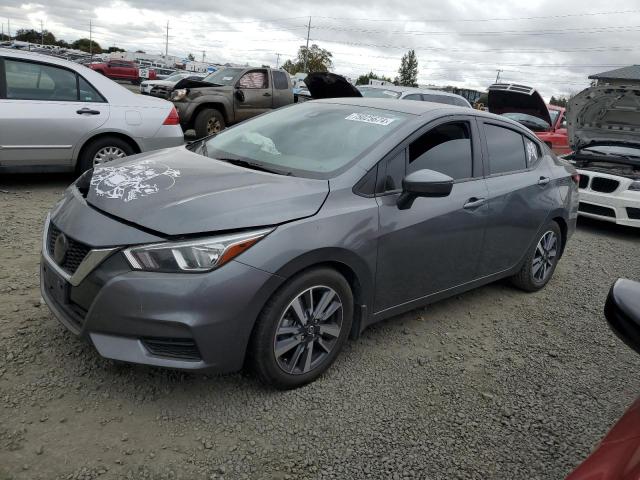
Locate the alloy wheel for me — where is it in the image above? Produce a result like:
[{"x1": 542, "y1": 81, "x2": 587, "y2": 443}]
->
[
  {"x1": 273, "y1": 286, "x2": 343, "y2": 375},
  {"x1": 532, "y1": 230, "x2": 558, "y2": 282},
  {"x1": 93, "y1": 146, "x2": 127, "y2": 166},
  {"x1": 207, "y1": 117, "x2": 222, "y2": 135}
]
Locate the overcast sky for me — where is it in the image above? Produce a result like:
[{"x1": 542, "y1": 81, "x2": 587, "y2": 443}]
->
[{"x1": 1, "y1": 0, "x2": 639, "y2": 98}]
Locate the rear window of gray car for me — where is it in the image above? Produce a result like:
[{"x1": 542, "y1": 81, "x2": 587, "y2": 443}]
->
[
  {"x1": 203, "y1": 103, "x2": 411, "y2": 178},
  {"x1": 485, "y1": 124, "x2": 528, "y2": 174},
  {"x1": 358, "y1": 87, "x2": 402, "y2": 99}
]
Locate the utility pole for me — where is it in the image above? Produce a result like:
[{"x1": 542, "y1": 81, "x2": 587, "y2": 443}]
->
[
  {"x1": 495, "y1": 69, "x2": 503, "y2": 83},
  {"x1": 7, "y1": 19, "x2": 10, "y2": 40},
  {"x1": 40, "y1": 19, "x2": 44, "y2": 45},
  {"x1": 302, "y1": 16, "x2": 311, "y2": 73},
  {"x1": 89, "y1": 19, "x2": 93, "y2": 61},
  {"x1": 165, "y1": 21, "x2": 169, "y2": 59},
  {"x1": 201, "y1": 50, "x2": 205, "y2": 63},
  {"x1": 275, "y1": 53, "x2": 281, "y2": 68}
]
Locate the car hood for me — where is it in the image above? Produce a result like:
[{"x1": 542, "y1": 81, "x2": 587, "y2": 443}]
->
[
  {"x1": 304, "y1": 72, "x2": 362, "y2": 99},
  {"x1": 173, "y1": 77, "x2": 222, "y2": 90},
  {"x1": 487, "y1": 83, "x2": 552, "y2": 126},
  {"x1": 567, "y1": 85, "x2": 640, "y2": 150},
  {"x1": 85, "y1": 148, "x2": 329, "y2": 236},
  {"x1": 143, "y1": 79, "x2": 176, "y2": 87}
]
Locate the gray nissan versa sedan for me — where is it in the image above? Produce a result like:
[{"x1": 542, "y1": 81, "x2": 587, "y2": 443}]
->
[{"x1": 41, "y1": 98, "x2": 579, "y2": 388}]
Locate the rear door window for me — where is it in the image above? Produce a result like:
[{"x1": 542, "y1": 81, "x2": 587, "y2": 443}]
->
[
  {"x1": 4, "y1": 59, "x2": 78, "y2": 101},
  {"x1": 273, "y1": 71, "x2": 289, "y2": 90},
  {"x1": 407, "y1": 122, "x2": 473, "y2": 180},
  {"x1": 403, "y1": 94, "x2": 422, "y2": 101},
  {"x1": 485, "y1": 124, "x2": 527, "y2": 174}
]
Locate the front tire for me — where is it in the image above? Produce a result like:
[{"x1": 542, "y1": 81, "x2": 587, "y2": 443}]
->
[
  {"x1": 77, "y1": 136, "x2": 135, "y2": 173},
  {"x1": 194, "y1": 108, "x2": 225, "y2": 138},
  {"x1": 249, "y1": 268, "x2": 353, "y2": 389},
  {"x1": 511, "y1": 221, "x2": 562, "y2": 292}
]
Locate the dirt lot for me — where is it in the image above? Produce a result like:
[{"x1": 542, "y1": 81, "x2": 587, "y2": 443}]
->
[{"x1": 1, "y1": 173, "x2": 639, "y2": 480}]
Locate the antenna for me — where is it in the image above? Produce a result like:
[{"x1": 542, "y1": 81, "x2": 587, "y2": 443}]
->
[
  {"x1": 303, "y1": 16, "x2": 311, "y2": 73},
  {"x1": 276, "y1": 53, "x2": 281, "y2": 68},
  {"x1": 41, "y1": 19, "x2": 44, "y2": 45},
  {"x1": 165, "y1": 21, "x2": 169, "y2": 59},
  {"x1": 495, "y1": 69, "x2": 503, "y2": 83}
]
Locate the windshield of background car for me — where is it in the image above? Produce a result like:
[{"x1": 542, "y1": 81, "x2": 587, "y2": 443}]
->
[
  {"x1": 548, "y1": 109, "x2": 560, "y2": 126},
  {"x1": 203, "y1": 68, "x2": 244, "y2": 85},
  {"x1": 502, "y1": 112, "x2": 550, "y2": 131},
  {"x1": 165, "y1": 73, "x2": 187, "y2": 82},
  {"x1": 202, "y1": 103, "x2": 411, "y2": 178},
  {"x1": 357, "y1": 87, "x2": 402, "y2": 99}
]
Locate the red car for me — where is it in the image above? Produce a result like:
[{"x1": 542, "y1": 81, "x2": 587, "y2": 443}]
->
[
  {"x1": 89, "y1": 59, "x2": 156, "y2": 85},
  {"x1": 488, "y1": 84, "x2": 570, "y2": 155},
  {"x1": 566, "y1": 279, "x2": 640, "y2": 480}
]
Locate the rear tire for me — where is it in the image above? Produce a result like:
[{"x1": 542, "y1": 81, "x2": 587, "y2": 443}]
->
[
  {"x1": 77, "y1": 136, "x2": 135, "y2": 174},
  {"x1": 511, "y1": 221, "x2": 562, "y2": 292},
  {"x1": 194, "y1": 108, "x2": 225, "y2": 138},
  {"x1": 248, "y1": 268, "x2": 353, "y2": 389}
]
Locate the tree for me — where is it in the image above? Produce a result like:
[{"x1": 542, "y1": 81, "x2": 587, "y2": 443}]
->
[
  {"x1": 107, "y1": 46, "x2": 125, "y2": 53},
  {"x1": 56, "y1": 39, "x2": 70, "y2": 48},
  {"x1": 0, "y1": 33, "x2": 10, "y2": 41},
  {"x1": 355, "y1": 71, "x2": 393, "y2": 85},
  {"x1": 397, "y1": 49, "x2": 418, "y2": 87},
  {"x1": 72, "y1": 38, "x2": 102, "y2": 53},
  {"x1": 135, "y1": 49, "x2": 146, "y2": 54},
  {"x1": 550, "y1": 96, "x2": 568, "y2": 108},
  {"x1": 281, "y1": 44, "x2": 333, "y2": 74},
  {"x1": 15, "y1": 28, "x2": 56, "y2": 45},
  {"x1": 187, "y1": 53, "x2": 195, "y2": 61}
]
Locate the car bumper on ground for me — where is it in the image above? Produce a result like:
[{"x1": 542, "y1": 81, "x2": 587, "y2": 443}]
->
[
  {"x1": 40, "y1": 216, "x2": 281, "y2": 373},
  {"x1": 577, "y1": 171, "x2": 640, "y2": 228}
]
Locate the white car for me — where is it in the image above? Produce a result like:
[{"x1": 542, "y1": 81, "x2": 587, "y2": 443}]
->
[
  {"x1": 565, "y1": 85, "x2": 640, "y2": 227},
  {"x1": 0, "y1": 48, "x2": 184, "y2": 174},
  {"x1": 140, "y1": 72, "x2": 206, "y2": 97}
]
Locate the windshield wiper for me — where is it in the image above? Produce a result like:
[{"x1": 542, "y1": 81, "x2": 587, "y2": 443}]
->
[{"x1": 217, "y1": 158, "x2": 292, "y2": 176}]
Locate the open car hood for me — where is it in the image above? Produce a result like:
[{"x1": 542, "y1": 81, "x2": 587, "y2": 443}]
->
[
  {"x1": 84, "y1": 148, "x2": 329, "y2": 236},
  {"x1": 173, "y1": 77, "x2": 218, "y2": 89},
  {"x1": 304, "y1": 72, "x2": 362, "y2": 99},
  {"x1": 488, "y1": 83, "x2": 552, "y2": 126},
  {"x1": 567, "y1": 85, "x2": 640, "y2": 150}
]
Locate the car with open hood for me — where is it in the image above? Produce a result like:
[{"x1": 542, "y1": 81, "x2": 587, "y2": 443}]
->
[
  {"x1": 357, "y1": 84, "x2": 472, "y2": 108},
  {"x1": 40, "y1": 98, "x2": 578, "y2": 389},
  {"x1": 563, "y1": 85, "x2": 640, "y2": 228},
  {"x1": 140, "y1": 72, "x2": 206, "y2": 97},
  {"x1": 488, "y1": 83, "x2": 570, "y2": 154}
]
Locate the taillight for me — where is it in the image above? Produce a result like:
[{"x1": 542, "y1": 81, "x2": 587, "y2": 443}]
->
[
  {"x1": 571, "y1": 174, "x2": 580, "y2": 185},
  {"x1": 163, "y1": 107, "x2": 179, "y2": 125}
]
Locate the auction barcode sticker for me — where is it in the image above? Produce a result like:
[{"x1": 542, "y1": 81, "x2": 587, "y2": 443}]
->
[{"x1": 345, "y1": 113, "x2": 397, "y2": 126}]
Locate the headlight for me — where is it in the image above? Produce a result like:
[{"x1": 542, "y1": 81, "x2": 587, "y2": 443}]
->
[
  {"x1": 171, "y1": 88, "x2": 188, "y2": 101},
  {"x1": 123, "y1": 228, "x2": 272, "y2": 273},
  {"x1": 628, "y1": 181, "x2": 640, "y2": 191}
]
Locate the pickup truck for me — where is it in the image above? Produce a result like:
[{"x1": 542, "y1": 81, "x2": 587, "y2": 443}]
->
[
  {"x1": 170, "y1": 67, "x2": 294, "y2": 138},
  {"x1": 89, "y1": 60, "x2": 157, "y2": 85}
]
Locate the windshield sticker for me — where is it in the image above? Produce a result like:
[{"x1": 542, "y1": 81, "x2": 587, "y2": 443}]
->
[
  {"x1": 222, "y1": 76, "x2": 233, "y2": 81},
  {"x1": 345, "y1": 113, "x2": 397, "y2": 126},
  {"x1": 91, "y1": 159, "x2": 181, "y2": 202}
]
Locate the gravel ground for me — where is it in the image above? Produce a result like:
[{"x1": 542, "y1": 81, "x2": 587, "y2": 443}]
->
[{"x1": 1, "y1": 173, "x2": 639, "y2": 480}]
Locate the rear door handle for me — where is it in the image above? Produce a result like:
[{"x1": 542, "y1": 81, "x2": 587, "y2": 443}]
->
[
  {"x1": 538, "y1": 176, "x2": 550, "y2": 186},
  {"x1": 263, "y1": 92, "x2": 272, "y2": 97},
  {"x1": 463, "y1": 197, "x2": 486, "y2": 210},
  {"x1": 76, "y1": 108, "x2": 101, "y2": 115}
]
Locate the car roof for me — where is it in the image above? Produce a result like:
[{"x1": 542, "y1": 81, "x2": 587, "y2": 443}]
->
[{"x1": 357, "y1": 84, "x2": 464, "y2": 98}]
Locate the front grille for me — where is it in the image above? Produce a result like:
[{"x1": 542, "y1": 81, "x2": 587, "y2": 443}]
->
[
  {"x1": 141, "y1": 338, "x2": 201, "y2": 361},
  {"x1": 578, "y1": 174, "x2": 589, "y2": 189},
  {"x1": 627, "y1": 207, "x2": 640, "y2": 220},
  {"x1": 579, "y1": 202, "x2": 616, "y2": 218},
  {"x1": 47, "y1": 223, "x2": 91, "y2": 275},
  {"x1": 150, "y1": 85, "x2": 171, "y2": 99},
  {"x1": 591, "y1": 177, "x2": 620, "y2": 193}
]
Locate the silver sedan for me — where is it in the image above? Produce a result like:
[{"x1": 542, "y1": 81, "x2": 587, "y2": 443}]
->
[{"x1": 0, "y1": 49, "x2": 184, "y2": 174}]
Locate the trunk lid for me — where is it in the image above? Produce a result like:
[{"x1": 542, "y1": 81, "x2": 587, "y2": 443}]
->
[{"x1": 85, "y1": 148, "x2": 329, "y2": 236}]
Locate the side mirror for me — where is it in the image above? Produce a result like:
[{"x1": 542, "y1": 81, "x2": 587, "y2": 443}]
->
[
  {"x1": 397, "y1": 169, "x2": 454, "y2": 210},
  {"x1": 605, "y1": 279, "x2": 640, "y2": 355},
  {"x1": 235, "y1": 89, "x2": 245, "y2": 102}
]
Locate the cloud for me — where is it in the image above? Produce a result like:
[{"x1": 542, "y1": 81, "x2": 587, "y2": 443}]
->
[{"x1": 1, "y1": 0, "x2": 638, "y2": 97}]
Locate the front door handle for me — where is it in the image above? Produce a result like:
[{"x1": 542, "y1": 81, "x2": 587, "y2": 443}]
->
[
  {"x1": 463, "y1": 197, "x2": 486, "y2": 210},
  {"x1": 538, "y1": 176, "x2": 550, "y2": 186},
  {"x1": 263, "y1": 92, "x2": 272, "y2": 97},
  {"x1": 76, "y1": 108, "x2": 101, "y2": 115}
]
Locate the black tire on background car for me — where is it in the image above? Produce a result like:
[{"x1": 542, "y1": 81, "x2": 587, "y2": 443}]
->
[
  {"x1": 194, "y1": 108, "x2": 226, "y2": 138},
  {"x1": 77, "y1": 136, "x2": 135, "y2": 173},
  {"x1": 511, "y1": 220, "x2": 563, "y2": 292},
  {"x1": 249, "y1": 268, "x2": 354, "y2": 389}
]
